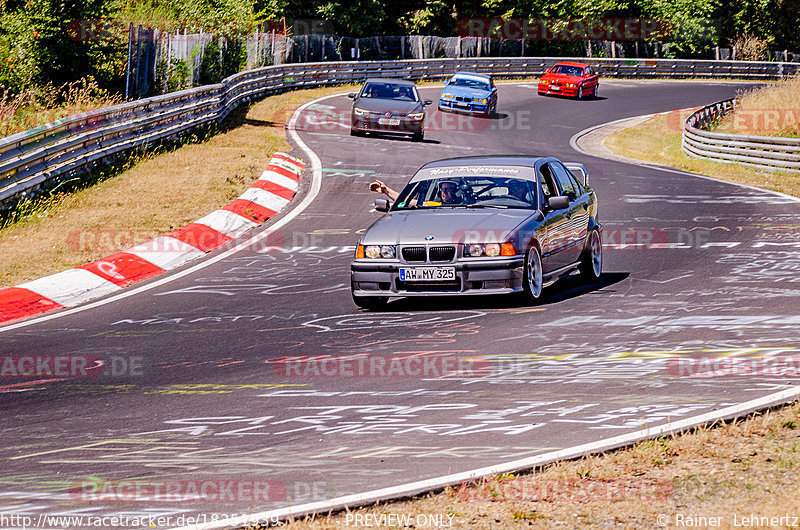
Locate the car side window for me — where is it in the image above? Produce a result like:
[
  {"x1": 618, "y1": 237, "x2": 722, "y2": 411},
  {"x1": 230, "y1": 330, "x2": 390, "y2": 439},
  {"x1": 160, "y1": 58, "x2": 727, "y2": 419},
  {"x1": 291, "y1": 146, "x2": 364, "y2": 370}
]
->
[
  {"x1": 549, "y1": 162, "x2": 577, "y2": 197},
  {"x1": 538, "y1": 164, "x2": 556, "y2": 204}
]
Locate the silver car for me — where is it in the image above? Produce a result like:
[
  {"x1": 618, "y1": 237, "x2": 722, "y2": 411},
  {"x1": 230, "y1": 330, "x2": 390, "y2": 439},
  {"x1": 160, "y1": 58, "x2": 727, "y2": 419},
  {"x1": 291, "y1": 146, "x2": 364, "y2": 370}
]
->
[{"x1": 351, "y1": 155, "x2": 602, "y2": 309}]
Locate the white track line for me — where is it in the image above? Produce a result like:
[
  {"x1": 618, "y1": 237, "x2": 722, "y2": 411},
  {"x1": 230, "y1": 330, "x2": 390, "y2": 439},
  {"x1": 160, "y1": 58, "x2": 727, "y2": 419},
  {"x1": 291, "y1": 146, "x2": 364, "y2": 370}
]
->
[
  {"x1": 0, "y1": 93, "x2": 334, "y2": 333},
  {"x1": 569, "y1": 113, "x2": 800, "y2": 204},
  {"x1": 173, "y1": 387, "x2": 800, "y2": 530}
]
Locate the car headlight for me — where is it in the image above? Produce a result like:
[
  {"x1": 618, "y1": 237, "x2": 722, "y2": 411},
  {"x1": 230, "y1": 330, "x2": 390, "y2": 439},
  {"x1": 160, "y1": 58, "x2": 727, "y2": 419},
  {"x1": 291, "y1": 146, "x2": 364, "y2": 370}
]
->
[
  {"x1": 473, "y1": 97, "x2": 488, "y2": 104},
  {"x1": 484, "y1": 243, "x2": 501, "y2": 257},
  {"x1": 565, "y1": 83, "x2": 576, "y2": 88},
  {"x1": 407, "y1": 112, "x2": 424, "y2": 120},
  {"x1": 441, "y1": 92, "x2": 454, "y2": 99},
  {"x1": 353, "y1": 107, "x2": 369, "y2": 116},
  {"x1": 539, "y1": 79, "x2": 549, "y2": 85},
  {"x1": 465, "y1": 244, "x2": 485, "y2": 257},
  {"x1": 360, "y1": 245, "x2": 395, "y2": 259}
]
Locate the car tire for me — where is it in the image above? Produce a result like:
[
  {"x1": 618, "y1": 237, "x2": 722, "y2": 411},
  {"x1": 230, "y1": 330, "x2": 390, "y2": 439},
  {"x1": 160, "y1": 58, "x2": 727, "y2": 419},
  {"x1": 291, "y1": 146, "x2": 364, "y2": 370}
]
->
[
  {"x1": 352, "y1": 293, "x2": 389, "y2": 310},
  {"x1": 577, "y1": 86, "x2": 584, "y2": 99},
  {"x1": 411, "y1": 132, "x2": 424, "y2": 142},
  {"x1": 592, "y1": 85, "x2": 598, "y2": 98},
  {"x1": 522, "y1": 244, "x2": 544, "y2": 303},
  {"x1": 579, "y1": 229, "x2": 602, "y2": 282},
  {"x1": 350, "y1": 129, "x2": 363, "y2": 136}
]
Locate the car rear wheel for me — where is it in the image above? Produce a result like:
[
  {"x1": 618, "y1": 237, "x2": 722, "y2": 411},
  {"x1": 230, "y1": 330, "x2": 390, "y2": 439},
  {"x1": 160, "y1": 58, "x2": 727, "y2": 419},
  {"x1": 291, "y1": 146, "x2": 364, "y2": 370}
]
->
[
  {"x1": 580, "y1": 230, "x2": 602, "y2": 282},
  {"x1": 352, "y1": 293, "x2": 389, "y2": 310},
  {"x1": 522, "y1": 245, "x2": 544, "y2": 303}
]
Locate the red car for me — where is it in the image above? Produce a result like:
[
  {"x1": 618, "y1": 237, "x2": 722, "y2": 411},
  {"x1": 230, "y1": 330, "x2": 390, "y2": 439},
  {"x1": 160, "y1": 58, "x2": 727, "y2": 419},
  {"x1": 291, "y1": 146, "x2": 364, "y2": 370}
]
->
[{"x1": 538, "y1": 62, "x2": 599, "y2": 99}]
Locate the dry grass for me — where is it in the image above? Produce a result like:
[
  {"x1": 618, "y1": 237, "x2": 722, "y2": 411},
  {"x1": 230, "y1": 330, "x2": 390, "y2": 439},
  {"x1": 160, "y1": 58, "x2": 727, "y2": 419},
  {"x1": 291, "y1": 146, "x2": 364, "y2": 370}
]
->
[
  {"x1": 715, "y1": 75, "x2": 800, "y2": 137},
  {"x1": 0, "y1": 77, "x2": 122, "y2": 137},
  {"x1": 259, "y1": 402, "x2": 800, "y2": 529},
  {"x1": 603, "y1": 111, "x2": 800, "y2": 198},
  {"x1": 0, "y1": 84, "x2": 359, "y2": 288}
]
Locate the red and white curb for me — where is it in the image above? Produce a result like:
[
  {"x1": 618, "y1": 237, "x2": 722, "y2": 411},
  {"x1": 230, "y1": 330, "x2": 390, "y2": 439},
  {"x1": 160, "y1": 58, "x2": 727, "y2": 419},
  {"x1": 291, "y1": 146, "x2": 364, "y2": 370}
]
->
[{"x1": 0, "y1": 152, "x2": 304, "y2": 324}]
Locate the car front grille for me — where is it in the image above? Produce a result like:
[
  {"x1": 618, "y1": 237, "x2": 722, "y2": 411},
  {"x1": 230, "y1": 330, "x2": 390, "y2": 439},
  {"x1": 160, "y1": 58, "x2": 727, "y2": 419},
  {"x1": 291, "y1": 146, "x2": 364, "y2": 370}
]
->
[
  {"x1": 455, "y1": 96, "x2": 470, "y2": 102},
  {"x1": 402, "y1": 247, "x2": 427, "y2": 262},
  {"x1": 429, "y1": 246, "x2": 455, "y2": 262}
]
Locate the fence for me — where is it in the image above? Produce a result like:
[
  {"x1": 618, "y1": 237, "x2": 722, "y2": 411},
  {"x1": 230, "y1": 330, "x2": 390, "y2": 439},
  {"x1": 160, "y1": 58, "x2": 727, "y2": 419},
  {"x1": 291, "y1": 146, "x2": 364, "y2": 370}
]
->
[
  {"x1": 2, "y1": 57, "x2": 799, "y2": 210},
  {"x1": 127, "y1": 29, "x2": 800, "y2": 99},
  {"x1": 682, "y1": 99, "x2": 800, "y2": 172}
]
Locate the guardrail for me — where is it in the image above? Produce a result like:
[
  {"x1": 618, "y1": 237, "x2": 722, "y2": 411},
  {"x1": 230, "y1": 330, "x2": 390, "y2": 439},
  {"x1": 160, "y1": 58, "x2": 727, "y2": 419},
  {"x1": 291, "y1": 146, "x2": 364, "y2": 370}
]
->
[
  {"x1": 2, "y1": 56, "x2": 799, "y2": 207},
  {"x1": 682, "y1": 98, "x2": 800, "y2": 172}
]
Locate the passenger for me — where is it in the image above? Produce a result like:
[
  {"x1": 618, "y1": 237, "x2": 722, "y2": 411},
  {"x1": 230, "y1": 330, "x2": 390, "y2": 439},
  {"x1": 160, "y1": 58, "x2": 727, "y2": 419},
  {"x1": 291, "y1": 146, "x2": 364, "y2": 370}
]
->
[
  {"x1": 507, "y1": 180, "x2": 530, "y2": 203},
  {"x1": 369, "y1": 180, "x2": 400, "y2": 201}
]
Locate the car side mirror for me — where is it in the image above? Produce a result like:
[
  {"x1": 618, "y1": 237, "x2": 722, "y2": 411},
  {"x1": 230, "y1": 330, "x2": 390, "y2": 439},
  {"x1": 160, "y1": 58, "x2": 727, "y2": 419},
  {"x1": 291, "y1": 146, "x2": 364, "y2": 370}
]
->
[
  {"x1": 347, "y1": 93, "x2": 357, "y2": 99},
  {"x1": 374, "y1": 198, "x2": 391, "y2": 212},
  {"x1": 423, "y1": 99, "x2": 433, "y2": 106},
  {"x1": 548, "y1": 196, "x2": 570, "y2": 210}
]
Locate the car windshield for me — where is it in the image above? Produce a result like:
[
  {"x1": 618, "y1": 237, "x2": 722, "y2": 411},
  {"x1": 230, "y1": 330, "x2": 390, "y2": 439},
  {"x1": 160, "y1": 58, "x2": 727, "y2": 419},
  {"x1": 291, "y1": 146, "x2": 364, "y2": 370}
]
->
[
  {"x1": 551, "y1": 65, "x2": 584, "y2": 76},
  {"x1": 360, "y1": 82, "x2": 419, "y2": 101},
  {"x1": 448, "y1": 77, "x2": 490, "y2": 90},
  {"x1": 392, "y1": 177, "x2": 537, "y2": 210}
]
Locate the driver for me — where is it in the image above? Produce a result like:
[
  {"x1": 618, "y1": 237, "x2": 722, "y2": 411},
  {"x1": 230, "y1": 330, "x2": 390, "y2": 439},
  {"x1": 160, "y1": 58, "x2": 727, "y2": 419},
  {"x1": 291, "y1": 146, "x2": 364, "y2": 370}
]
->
[{"x1": 438, "y1": 181, "x2": 461, "y2": 204}]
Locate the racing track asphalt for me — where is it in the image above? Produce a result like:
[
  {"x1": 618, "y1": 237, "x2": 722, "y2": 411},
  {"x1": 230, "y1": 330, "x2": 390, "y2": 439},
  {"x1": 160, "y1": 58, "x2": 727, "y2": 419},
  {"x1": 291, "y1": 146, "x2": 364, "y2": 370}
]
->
[{"x1": 1, "y1": 80, "x2": 799, "y2": 529}]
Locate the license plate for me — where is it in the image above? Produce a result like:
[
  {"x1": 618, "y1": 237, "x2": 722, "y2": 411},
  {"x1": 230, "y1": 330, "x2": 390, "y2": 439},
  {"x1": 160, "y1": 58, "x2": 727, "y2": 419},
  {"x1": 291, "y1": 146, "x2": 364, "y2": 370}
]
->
[
  {"x1": 399, "y1": 267, "x2": 455, "y2": 282},
  {"x1": 455, "y1": 103, "x2": 469, "y2": 108},
  {"x1": 377, "y1": 118, "x2": 400, "y2": 126},
  {"x1": 551, "y1": 86, "x2": 561, "y2": 91}
]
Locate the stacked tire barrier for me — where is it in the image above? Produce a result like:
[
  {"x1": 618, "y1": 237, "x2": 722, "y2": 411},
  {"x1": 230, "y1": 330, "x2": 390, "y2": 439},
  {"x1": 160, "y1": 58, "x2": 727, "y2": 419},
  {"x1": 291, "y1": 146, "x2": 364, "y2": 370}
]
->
[
  {"x1": 2, "y1": 57, "x2": 798, "y2": 208},
  {"x1": 682, "y1": 99, "x2": 800, "y2": 172}
]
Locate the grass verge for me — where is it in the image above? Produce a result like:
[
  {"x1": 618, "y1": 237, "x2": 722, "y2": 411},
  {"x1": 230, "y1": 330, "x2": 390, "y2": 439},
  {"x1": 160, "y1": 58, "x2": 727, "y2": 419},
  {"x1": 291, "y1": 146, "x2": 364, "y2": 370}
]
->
[
  {"x1": 603, "y1": 110, "x2": 800, "y2": 198},
  {"x1": 715, "y1": 75, "x2": 799, "y2": 137},
  {"x1": 260, "y1": 402, "x2": 800, "y2": 529},
  {"x1": 0, "y1": 84, "x2": 359, "y2": 288}
]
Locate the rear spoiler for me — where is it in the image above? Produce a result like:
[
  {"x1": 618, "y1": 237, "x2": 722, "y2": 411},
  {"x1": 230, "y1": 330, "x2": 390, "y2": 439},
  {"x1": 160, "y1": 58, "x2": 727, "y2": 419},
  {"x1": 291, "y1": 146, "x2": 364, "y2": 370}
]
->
[{"x1": 564, "y1": 163, "x2": 589, "y2": 186}]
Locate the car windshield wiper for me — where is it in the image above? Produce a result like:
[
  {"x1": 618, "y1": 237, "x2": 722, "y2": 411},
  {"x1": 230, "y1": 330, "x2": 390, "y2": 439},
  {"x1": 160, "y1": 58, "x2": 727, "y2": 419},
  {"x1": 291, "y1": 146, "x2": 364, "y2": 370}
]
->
[{"x1": 465, "y1": 204, "x2": 509, "y2": 209}]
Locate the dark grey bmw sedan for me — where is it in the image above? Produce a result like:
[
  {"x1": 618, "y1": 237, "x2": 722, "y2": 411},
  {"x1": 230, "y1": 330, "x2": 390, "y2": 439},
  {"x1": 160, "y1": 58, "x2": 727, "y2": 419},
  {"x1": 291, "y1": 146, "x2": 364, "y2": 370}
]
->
[{"x1": 349, "y1": 78, "x2": 432, "y2": 141}]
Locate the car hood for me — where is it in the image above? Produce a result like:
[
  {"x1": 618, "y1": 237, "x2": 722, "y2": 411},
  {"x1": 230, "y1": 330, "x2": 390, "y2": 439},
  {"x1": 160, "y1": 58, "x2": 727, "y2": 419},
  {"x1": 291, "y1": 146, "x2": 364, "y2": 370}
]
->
[
  {"x1": 442, "y1": 86, "x2": 491, "y2": 99},
  {"x1": 361, "y1": 209, "x2": 532, "y2": 245},
  {"x1": 541, "y1": 73, "x2": 582, "y2": 83},
  {"x1": 354, "y1": 98, "x2": 423, "y2": 114}
]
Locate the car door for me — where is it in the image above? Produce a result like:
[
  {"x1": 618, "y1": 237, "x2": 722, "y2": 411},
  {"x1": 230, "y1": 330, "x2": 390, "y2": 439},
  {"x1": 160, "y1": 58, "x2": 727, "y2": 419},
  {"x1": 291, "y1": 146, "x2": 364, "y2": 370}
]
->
[
  {"x1": 536, "y1": 162, "x2": 572, "y2": 272},
  {"x1": 548, "y1": 161, "x2": 586, "y2": 265},
  {"x1": 584, "y1": 66, "x2": 598, "y2": 90}
]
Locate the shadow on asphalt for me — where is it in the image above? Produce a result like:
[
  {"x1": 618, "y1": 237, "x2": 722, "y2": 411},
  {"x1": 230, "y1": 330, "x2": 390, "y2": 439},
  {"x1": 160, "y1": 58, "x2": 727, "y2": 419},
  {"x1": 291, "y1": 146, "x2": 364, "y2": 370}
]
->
[{"x1": 364, "y1": 271, "x2": 630, "y2": 312}]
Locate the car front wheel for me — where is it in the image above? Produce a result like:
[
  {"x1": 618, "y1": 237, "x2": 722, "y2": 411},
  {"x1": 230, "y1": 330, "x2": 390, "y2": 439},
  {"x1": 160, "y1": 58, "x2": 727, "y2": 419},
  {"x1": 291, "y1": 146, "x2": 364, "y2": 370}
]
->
[
  {"x1": 580, "y1": 230, "x2": 602, "y2": 282},
  {"x1": 522, "y1": 245, "x2": 544, "y2": 303},
  {"x1": 577, "y1": 86, "x2": 584, "y2": 99}
]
